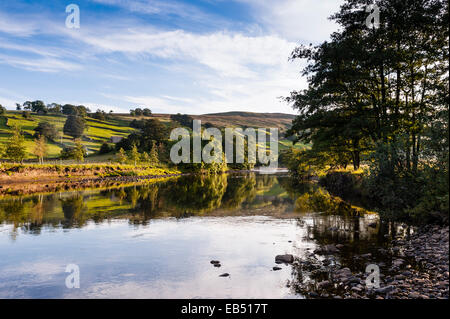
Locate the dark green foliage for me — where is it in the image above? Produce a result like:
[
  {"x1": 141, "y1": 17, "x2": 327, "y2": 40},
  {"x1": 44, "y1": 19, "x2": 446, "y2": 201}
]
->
[
  {"x1": 130, "y1": 107, "x2": 150, "y2": 116},
  {"x1": 130, "y1": 119, "x2": 144, "y2": 129},
  {"x1": 60, "y1": 141, "x2": 86, "y2": 161},
  {"x1": 99, "y1": 142, "x2": 113, "y2": 154},
  {"x1": 63, "y1": 115, "x2": 86, "y2": 139},
  {"x1": 62, "y1": 104, "x2": 89, "y2": 117},
  {"x1": 170, "y1": 113, "x2": 194, "y2": 127},
  {"x1": 117, "y1": 118, "x2": 169, "y2": 153},
  {"x1": 287, "y1": 0, "x2": 449, "y2": 222},
  {"x1": 115, "y1": 132, "x2": 141, "y2": 151},
  {"x1": 47, "y1": 103, "x2": 62, "y2": 113},
  {"x1": 23, "y1": 100, "x2": 47, "y2": 113},
  {"x1": 92, "y1": 109, "x2": 107, "y2": 121},
  {"x1": 33, "y1": 121, "x2": 58, "y2": 141}
]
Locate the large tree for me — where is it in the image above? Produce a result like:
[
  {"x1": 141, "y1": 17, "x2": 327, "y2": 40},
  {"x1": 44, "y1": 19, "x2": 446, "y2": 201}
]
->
[
  {"x1": 34, "y1": 121, "x2": 58, "y2": 141},
  {"x1": 62, "y1": 104, "x2": 89, "y2": 117},
  {"x1": 287, "y1": 0, "x2": 449, "y2": 218},
  {"x1": 63, "y1": 115, "x2": 86, "y2": 139},
  {"x1": 288, "y1": 0, "x2": 448, "y2": 171},
  {"x1": 23, "y1": 100, "x2": 47, "y2": 113},
  {"x1": 117, "y1": 118, "x2": 169, "y2": 152},
  {"x1": 3, "y1": 126, "x2": 26, "y2": 162}
]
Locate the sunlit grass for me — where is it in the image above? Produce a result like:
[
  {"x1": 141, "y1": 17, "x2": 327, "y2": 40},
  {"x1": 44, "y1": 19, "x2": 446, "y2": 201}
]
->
[{"x1": 1, "y1": 111, "x2": 137, "y2": 159}]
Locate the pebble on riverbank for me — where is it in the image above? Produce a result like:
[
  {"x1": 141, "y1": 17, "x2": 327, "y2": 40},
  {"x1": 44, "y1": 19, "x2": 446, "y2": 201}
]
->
[{"x1": 290, "y1": 225, "x2": 449, "y2": 299}]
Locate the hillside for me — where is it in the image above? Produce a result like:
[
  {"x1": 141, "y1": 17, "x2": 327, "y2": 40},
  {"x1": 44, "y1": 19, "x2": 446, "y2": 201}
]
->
[
  {"x1": 0, "y1": 110, "x2": 297, "y2": 159},
  {"x1": 147, "y1": 111, "x2": 295, "y2": 132},
  {"x1": 195, "y1": 112, "x2": 295, "y2": 132},
  {"x1": 0, "y1": 111, "x2": 136, "y2": 158}
]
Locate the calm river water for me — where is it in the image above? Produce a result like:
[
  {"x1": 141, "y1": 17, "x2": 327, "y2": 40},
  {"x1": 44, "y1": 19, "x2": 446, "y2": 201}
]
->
[{"x1": 0, "y1": 173, "x2": 408, "y2": 298}]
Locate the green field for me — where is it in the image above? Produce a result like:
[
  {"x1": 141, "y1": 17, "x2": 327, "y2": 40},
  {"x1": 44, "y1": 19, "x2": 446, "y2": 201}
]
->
[
  {"x1": 0, "y1": 111, "x2": 137, "y2": 159},
  {"x1": 0, "y1": 110, "x2": 301, "y2": 161}
]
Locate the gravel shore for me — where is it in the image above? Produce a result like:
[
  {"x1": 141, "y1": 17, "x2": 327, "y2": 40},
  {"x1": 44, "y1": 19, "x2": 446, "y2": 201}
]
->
[{"x1": 292, "y1": 224, "x2": 449, "y2": 299}]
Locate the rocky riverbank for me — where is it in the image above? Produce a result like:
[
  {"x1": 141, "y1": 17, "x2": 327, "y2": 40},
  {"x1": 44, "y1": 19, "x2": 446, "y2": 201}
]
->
[{"x1": 290, "y1": 224, "x2": 449, "y2": 299}]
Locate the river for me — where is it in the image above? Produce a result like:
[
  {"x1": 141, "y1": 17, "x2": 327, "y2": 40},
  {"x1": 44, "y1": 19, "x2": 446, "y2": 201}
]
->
[{"x1": 0, "y1": 172, "x2": 410, "y2": 298}]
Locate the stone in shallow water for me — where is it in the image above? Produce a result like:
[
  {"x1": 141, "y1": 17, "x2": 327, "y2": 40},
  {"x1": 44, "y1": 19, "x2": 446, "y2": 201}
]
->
[
  {"x1": 273, "y1": 266, "x2": 282, "y2": 271},
  {"x1": 275, "y1": 254, "x2": 294, "y2": 264}
]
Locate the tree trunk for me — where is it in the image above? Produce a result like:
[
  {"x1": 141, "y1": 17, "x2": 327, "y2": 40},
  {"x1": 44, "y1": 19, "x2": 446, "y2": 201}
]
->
[{"x1": 352, "y1": 151, "x2": 360, "y2": 170}]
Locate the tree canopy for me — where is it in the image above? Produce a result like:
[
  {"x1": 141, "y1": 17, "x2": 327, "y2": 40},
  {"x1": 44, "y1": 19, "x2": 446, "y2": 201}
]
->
[
  {"x1": 63, "y1": 115, "x2": 86, "y2": 139},
  {"x1": 287, "y1": 0, "x2": 449, "y2": 220}
]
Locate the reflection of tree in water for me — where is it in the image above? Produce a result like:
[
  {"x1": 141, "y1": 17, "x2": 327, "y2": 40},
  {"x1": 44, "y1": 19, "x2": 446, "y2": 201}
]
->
[
  {"x1": 288, "y1": 215, "x2": 399, "y2": 298},
  {"x1": 293, "y1": 182, "x2": 368, "y2": 217},
  {"x1": 278, "y1": 178, "x2": 314, "y2": 197},
  {"x1": 0, "y1": 199, "x2": 27, "y2": 225},
  {"x1": 127, "y1": 184, "x2": 161, "y2": 224},
  {"x1": 60, "y1": 194, "x2": 87, "y2": 228},
  {"x1": 220, "y1": 173, "x2": 256, "y2": 209},
  {"x1": 0, "y1": 194, "x2": 63, "y2": 237},
  {"x1": 2, "y1": 174, "x2": 366, "y2": 232},
  {"x1": 163, "y1": 174, "x2": 227, "y2": 215},
  {"x1": 0, "y1": 199, "x2": 28, "y2": 239},
  {"x1": 255, "y1": 174, "x2": 275, "y2": 189}
]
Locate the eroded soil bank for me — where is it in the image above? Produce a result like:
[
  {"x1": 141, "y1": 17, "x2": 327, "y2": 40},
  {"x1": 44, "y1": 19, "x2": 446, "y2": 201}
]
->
[{"x1": 0, "y1": 164, "x2": 181, "y2": 196}]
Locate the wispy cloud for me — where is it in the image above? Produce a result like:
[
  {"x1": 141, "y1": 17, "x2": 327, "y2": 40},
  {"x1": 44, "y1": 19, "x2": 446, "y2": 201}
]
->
[
  {"x1": 236, "y1": 0, "x2": 340, "y2": 42},
  {"x1": 0, "y1": 54, "x2": 82, "y2": 73},
  {"x1": 0, "y1": 0, "x2": 332, "y2": 113},
  {"x1": 0, "y1": 12, "x2": 39, "y2": 36},
  {"x1": 68, "y1": 27, "x2": 296, "y2": 78}
]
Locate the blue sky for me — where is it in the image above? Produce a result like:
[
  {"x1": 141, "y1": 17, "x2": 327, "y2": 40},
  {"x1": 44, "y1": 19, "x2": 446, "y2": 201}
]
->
[{"x1": 0, "y1": 0, "x2": 340, "y2": 114}]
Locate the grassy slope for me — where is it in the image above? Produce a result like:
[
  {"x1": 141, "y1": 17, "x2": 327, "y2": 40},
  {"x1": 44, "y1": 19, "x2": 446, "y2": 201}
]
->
[
  {"x1": 1, "y1": 110, "x2": 301, "y2": 160},
  {"x1": 1, "y1": 111, "x2": 136, "y2": 158}
]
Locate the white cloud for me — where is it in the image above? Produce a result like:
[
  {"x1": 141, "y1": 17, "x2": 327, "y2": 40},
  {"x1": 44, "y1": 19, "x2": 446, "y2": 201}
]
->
[
  {"x1": 67, "y1": 27, "x2": 304, "y2": 113},
  {"x1": 0, "y1": 54, "x2": 82, "y2": 73},
  {"x1": 0, "y1": 1, "x2": 328, "y2": 114},
  {"x1": 0, "y1": 96, "x2": 19, "y2": 109},
  {"x1": 0, "y1": 12, "x2": 39, "y2": 36},
  {"x1": 0, "y1": 88, "x2": 29, "y2": 109},
  {"x1": 237, "y1": 0, "x2": 341, "y2": 43},
  {"x1": 71, "y1": 101, "x2": 130, "y2": 113},
  {"x1": 122, "y1": 95, "x2": 190, "y2": 113},
  {"x1": 70, "y1": 28, "x2": 296, "y2": 79}
]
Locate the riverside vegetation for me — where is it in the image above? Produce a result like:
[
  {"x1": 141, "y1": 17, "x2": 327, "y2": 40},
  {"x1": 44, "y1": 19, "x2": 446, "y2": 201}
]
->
[
  {"x1": 0, "y1": 105, "x2": 297, "y2": 190},
  {"x1": 282, "y1": 0, "x2": 448, "y2": 225}
]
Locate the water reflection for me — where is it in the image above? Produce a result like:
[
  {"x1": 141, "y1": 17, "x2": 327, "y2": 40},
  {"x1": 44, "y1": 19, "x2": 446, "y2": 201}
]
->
[
  {"x1": 1, "y1": 173, "x2": 297, "y2": 233},
  {"x1": 0, "y1": 173, "x2": 408, "y2": 298}
]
